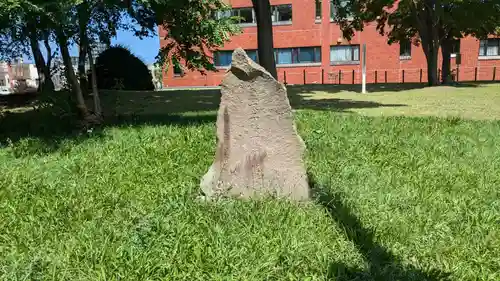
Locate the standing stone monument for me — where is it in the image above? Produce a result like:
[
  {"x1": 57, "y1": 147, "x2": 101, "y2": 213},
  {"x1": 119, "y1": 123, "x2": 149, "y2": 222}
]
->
[{"x1": 200, "y1": 48, "x2": 310, "y2": 201}]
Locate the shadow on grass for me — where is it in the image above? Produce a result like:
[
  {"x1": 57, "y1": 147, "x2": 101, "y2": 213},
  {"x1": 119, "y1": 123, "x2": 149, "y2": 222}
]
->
[
  {"x1": 308, "y1": 172, "x2": 451, "y2": 281},
  {"x1": 289, "y1": 82, "x2": 481, "y2": 95},
  {"x1": 0, "y1": 85, "x2": 408, "y2": 156},
  {"x1": 103, "y1": 87, "x2": 406, "y2": 114},
  {"x1": 0, "y1": 106, "x2": 216, "y2": 156},
  {"x1": 0, "y1": 92, "x2": 38, "y2": 109}
]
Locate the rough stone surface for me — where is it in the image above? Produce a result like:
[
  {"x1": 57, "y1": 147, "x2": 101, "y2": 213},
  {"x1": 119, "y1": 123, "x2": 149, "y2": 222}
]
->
[{"x1": 200, "y1": 48, "x2": 310, "y2": 201}]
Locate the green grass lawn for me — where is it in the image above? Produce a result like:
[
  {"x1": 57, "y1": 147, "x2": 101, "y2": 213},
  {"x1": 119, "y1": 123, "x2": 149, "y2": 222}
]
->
[{"x1": 0, "y1": 83, "x2": 499, "y2": 280}]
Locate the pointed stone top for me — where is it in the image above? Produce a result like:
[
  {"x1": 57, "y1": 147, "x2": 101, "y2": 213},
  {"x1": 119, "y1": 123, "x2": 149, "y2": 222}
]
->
[
  {"x1": 231, "y1": 48, "x2": 251, "y2": 65},
  {"x1": 230, "y1": 48, "x2": 271, "y2": 81}
]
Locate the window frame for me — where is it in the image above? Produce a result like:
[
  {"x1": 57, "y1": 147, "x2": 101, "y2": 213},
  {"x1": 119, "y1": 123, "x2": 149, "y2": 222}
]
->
[
  {"x1": 232, "y1": 7, "x2": 256, "y2": 26},
  {"x1": 330, "y1": 44, "x2": 360, "y2": 65},
  {"x1": 216, "y1": 7, "x2": 256, "y2": 26},
  {"x1": 173, "y1": 63, "x2": 184, "y2": 77},
  {"x1": 217, "y1": 5, "x2": 293, "y2": 26},
  {"x1": 315, "y1": 0, "x2": 322, "y2": 22},
  {"x1": 213, "y1": 51, "x2": 233, "y2": 67},
  {"x1": 271, "y1": 4, "x2": 293, "y2": 25},
  {"x1": 274, "y1": 47, "x2": 322, "y2": 66},
  {"x1": 330, "y1": 0, "x2": 353, "y2": 22},
  {"x1": 479, "y1": 38, "x2": 500, "y2": 58},
  {"x1": 213, "y1": 50, "x2": 259, "y2": 68},
  {"x1": 399, "y1": 40, "x2": 412, "y2": 60},
  {"x1": 451, "y1": 39, "x2": 461, "y2": 58}
]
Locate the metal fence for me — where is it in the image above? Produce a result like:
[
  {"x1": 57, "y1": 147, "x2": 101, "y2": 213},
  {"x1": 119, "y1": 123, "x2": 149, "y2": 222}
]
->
[
  {"x1": 166, "y1": 65, "x2": 499, "y2": 88},
  {"x1": 278, "y1": 66, "x2": 499, "y2": 85}
]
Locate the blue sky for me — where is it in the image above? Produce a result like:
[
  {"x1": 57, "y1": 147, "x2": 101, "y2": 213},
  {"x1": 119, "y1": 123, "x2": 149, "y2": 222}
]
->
[
  {"x1": 107, "y1": 29, "x2": 160, "y2": 64},
  {"x1": 24, "y1": 23, "x2": 160, "y2": 65}
]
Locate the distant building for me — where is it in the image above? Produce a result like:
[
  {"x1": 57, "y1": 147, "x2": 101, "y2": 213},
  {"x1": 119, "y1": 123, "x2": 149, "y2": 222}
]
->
[
  {"x1": 160, "y1": 0, "x2": 500, "y2": 87},
  {"x1": 74, "y1": 41, "x2": 109, "y2": 66},
  {"x1": 50, "y1": 58, "x2": 66, "y2": 90},
  {"x1": 0, "y1": 62, "x2": 11, "y2": 94},
  {"x1": 0, "y1": 62, "x2": 10, "y2": 86},
  {"x1": 92, "y1": 42, "x2": 108, "y2": 60},
  {"x1": 0, "y1": 60, "x2": 38, "y2": 94},
  {"x1": 10, "y1": 62, "x2": 39, "y2": 91},
  {"x1": 148, "y1": 64, "x2": 163, "y2": 90},
  {"x1": 70, "y1": 56, "x2": 80, "y2": 74},
  {"x1": 52, "y1": 42, "x2": 109, "y2": 90}
]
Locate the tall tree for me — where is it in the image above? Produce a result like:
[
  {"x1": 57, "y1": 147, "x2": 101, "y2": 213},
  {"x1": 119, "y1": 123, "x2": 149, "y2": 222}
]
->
[
  {"x1": 76, "y1": 0, "x2": 128, "y2": 94},
  {"x1": 27, "y1": 20, "x2": 56, "y2": 92},
  {"x1": 77, "y1": 0, "x2": 91, "y2": 93},
  {"x1": 334, "y1": 0, "x2": 442, "y2": 85},
  {"x1": 438, "y1": 1, "x2": 500, "y2": 84},
  {"x1": 28, "y1": 0, "x2": 94, "y2": 119},
  {"x1": 87, "y1": 44, "x2": 101, "y2": 116},
  {"x1": 251, "y1": 0, "x2": 278, "y2": 79},
  {"x1": 334, "y1": 0, "x2": 500, "y2": 86},
  {"x1": 25, "y1": 0, "x2": 129, "y2": 122},
  {"x1": 0, "y1": 1, "x2": 55, "y2": 91},
  {"x1": 3, "y1": 0, "x2": 238, "y2": 125},
  {"x1": 136, "y1": 0, "x2": 239, "y2": 73}
]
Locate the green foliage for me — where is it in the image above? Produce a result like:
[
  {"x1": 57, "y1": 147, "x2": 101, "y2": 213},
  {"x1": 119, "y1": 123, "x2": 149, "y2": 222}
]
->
[
  {"x1": 94, "y1": 45, "x2": 155, "y2": 90},
  {"x1": 135, "y1": 0, "x2": 240, "y2": 73},
  {"x1": 1, "y1": 0, "x2": 238, "y2": 92},
  {"x1": 332, "y1": 0, "x2": 499, "y2": 86},
  {"x1": 0, "y1": 0, "x2": 35, "y2": 61},
  {"x1": 336, "y1": 0, "x2": 500, "y2": 43}
]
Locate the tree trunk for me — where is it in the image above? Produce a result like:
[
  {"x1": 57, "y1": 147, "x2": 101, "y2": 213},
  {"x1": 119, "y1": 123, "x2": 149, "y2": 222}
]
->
[
  {"x1": 416, "y1": 1, "x2": 440, "y2": 86},
  {"x1": 28, "y1": 30, "x2": 54, "y2": 92},
  {"x1": 77, "y1": 2, "x2": 90, "y2": 94},
  {"x1": 441, "y1": 37, "x2": 452, "y2": 84},
  {"x1": 78, "y1": 41, "x2": 88, "y2": 93},
  {"x1": 56, "y1": 32, "x2": 90, "y2": 119},
  {"x1": 421, "y1": 27, "x2": 439, "y2": 85},
  {"x1": 87, "y1": 45, "x2": 102, "y2": 117},
  {"x1": 251, "y1": 0, "x2": 278, "y2": 79},
  {"x1": 43, "y1": 33, "x2": 53, "y2": 75},
  {"x1": 423, "y1": 43, "x2": 439, "y2": 86}
]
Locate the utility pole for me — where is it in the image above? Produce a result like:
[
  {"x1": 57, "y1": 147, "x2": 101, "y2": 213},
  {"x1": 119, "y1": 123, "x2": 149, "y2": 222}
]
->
[{"x1": 362, "y1": 44, "x2": 367, "y2": 94}]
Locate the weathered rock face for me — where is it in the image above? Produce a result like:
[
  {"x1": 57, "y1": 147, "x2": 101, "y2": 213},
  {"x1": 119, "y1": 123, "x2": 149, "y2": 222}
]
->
[{"x1": 200, "y1": 48, "x2": 310, "y2": 201}]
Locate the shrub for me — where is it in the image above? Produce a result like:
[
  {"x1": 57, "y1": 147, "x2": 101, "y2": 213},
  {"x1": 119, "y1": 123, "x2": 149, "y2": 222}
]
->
[{"x1": 93, "y1": 46, "x2": 155, "y2": 91}]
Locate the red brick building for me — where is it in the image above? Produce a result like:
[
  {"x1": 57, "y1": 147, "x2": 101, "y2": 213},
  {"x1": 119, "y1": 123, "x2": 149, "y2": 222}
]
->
[{"x1": 160, "y1": 0, "x2": 500, "y2": 87}]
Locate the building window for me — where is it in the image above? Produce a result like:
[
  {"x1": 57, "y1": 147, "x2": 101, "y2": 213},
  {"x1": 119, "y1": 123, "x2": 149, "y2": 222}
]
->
[
  {"x1": 216, "y1": 8, "x2": 255, "y2": 25},
  {"x1": 479, "y1": 39, "x2": 499, "y2": 57},
  {"x1": 215, "y1": 10, "x2": 230, "y2": 20},
  {"x1": 247, "y1": 51, "x2": 258, "y2": 63},
  {"x1": 173, "y1": 63, "x2": 183, "y2": 77},
  {"x1": 272, "y1": 4, "x2": 292, "y2": 23},
  {"x1": 214, "y1": 51, "x2": 233, "y2": 67},
  {"x1": 315, "y1": 0, "x2": 322, "y2": 21},
  {"x1": 330, "y1": 0, "x2": 352, "y2": 20},
  {"x1": 70, "y1": 56, "x2": 79, "y2": 68},
  {"x1": 330, "y1": 45, "x2": 359, "y2": 64},
  {"x1": 274, "y1": 47, "x2": 321, "y2": 65},
  {"x1": 0, "y1": 79, "x2": 5, "y2": 86},
  {"x1": 214, "y1": 50, "x2": 258, "y2": 67},
  {"x1": 217, "y1": 5, "x2": 291, "y2": 25},
  {"x1": 216, "y1": 4, "x2": 292, "y2": 25},
  {"x1": 399, "y1": 40, "x2": 411, "y2": 59},
  {"x1": 232, "y1": 7, "x2": 255, "y2": 24},
  {"x1": 451, "y1": 40, "x2": 460, "y2": 57}
]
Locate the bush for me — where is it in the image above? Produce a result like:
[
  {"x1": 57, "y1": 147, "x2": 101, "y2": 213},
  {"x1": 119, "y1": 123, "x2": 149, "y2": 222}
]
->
[{"x1": 93, "y1": 46, "x2": 155, "y2": 91}]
